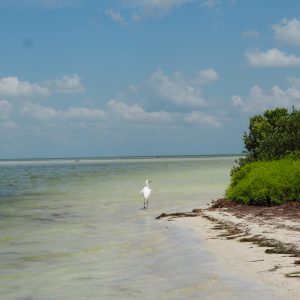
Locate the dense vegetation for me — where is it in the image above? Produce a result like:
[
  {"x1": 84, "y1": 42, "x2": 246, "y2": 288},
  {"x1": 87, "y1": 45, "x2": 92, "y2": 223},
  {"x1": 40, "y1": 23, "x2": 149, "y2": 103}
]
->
[
  {"x1": 226, "y1": 107, "x2": 300, "y2": 205},
  {"x1": 226, "y1": 159, "x2": 300, "y2": 205}
]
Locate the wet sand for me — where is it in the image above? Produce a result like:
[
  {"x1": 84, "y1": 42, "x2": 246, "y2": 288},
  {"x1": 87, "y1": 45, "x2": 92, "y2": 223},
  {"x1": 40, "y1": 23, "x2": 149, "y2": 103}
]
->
[{"x1": 157, "y1": 200, "x2": 300, "y2": 300}]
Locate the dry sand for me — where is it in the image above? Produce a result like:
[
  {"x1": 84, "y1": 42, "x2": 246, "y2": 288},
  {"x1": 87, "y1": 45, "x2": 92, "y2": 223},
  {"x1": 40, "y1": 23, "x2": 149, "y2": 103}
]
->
[{"x1": 157, "y1": 202, "x2": 300, "y2": 299}]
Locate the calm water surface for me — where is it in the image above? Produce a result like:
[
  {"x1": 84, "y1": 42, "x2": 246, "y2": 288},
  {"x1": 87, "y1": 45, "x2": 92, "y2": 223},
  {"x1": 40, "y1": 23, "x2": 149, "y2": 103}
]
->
[{"x1": 0, "y1": 156, "x2": 278, "y2": 299}]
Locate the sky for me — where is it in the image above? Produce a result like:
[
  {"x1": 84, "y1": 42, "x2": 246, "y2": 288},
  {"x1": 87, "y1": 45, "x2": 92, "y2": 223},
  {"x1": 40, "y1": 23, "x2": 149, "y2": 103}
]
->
[{"x1": 1, "y1": 0, "x2": 300, "y2": 158}]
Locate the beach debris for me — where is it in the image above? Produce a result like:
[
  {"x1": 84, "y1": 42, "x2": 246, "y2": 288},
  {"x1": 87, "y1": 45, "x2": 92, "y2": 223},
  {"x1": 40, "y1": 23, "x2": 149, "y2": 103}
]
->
[
  {"x1": 155, "y1": 210, "x2": 202, "y2": 220},
  {"x1": 265, "y1": 244, "x2": 299, "y2": 256},
  {"x1": 294, "y1": 260, "x2": 300, "y2": 265},
  {"x1": 210, "y1": 198, "x2": 235, "y2": 209},
  {"x1": 246, "y1": 259, "x2": 264, "y2": 262},
  {"x1": 285, "y1": 272, "x2": 300, "y2": 278},
  {"x1": 268, "y1": 264, "x2": 282, "y2": 272},
  {"x1": 157, "y1": 206, "x2": 300, "y2": 257},
  {"x1": 209, "y1": 198, "x2": 300, "y2": 222},
  {"x1": 238, "y1": 235, "x2": 300, "y2": 257},
  {"x1": 192, "y1": 208, "x2": 203, "y2": 213}
]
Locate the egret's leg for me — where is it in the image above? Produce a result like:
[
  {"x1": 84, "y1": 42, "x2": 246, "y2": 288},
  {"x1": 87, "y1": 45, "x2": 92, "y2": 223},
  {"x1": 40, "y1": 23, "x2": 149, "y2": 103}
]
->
[
  {"x1": 144, "y1": 199, "x2": 146, "y2": 209},
  {"x1": 147, "y1": 199, "x2": 148, "y2": 209}
]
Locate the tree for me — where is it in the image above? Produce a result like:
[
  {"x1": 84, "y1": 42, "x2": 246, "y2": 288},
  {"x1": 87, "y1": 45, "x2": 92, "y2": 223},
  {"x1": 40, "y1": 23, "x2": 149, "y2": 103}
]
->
[{"x1": 232, "y1": 107, "x2": 300, "y2": 175}]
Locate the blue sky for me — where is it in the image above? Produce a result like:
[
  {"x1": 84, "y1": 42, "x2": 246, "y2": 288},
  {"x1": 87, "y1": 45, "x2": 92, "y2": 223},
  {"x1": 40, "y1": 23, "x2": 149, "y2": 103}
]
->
[{"x1": 1, "y1": 0, "x2": 300, "y2": 158}]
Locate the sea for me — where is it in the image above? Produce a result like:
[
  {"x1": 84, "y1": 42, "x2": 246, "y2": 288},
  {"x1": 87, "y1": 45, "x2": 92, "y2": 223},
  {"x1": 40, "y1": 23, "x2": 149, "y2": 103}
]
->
[{"x1": 0, "y1": 156, "x2": 279, "y2": 299}]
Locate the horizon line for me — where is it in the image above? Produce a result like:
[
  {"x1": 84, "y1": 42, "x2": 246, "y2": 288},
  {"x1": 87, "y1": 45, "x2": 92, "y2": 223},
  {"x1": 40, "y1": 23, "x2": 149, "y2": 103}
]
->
[{"x1": 0, "y1": 153, "x2": 244, "y2": 161}]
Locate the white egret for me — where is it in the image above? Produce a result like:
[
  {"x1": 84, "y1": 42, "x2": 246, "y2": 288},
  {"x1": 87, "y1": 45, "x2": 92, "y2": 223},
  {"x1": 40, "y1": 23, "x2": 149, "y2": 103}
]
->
[{"x1": 140, "y1": 180, "x2": 151, "y2": 209}]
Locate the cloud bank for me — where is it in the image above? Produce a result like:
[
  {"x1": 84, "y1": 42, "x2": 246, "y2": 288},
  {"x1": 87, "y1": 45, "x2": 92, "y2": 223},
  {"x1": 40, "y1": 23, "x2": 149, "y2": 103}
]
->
[
  {"x1": 3, "y1": 68, "x2": 223, "y2": 136},
  {"x1": 105, "y1": 0, "x2": 230, "y2": 23},
  {"x1": 0, "y1": 74, "x2": 84, "y2": 98},
  {"x1": 245, "y1": 48, "x2": 300, "y2": 67},
  {"x1": 149, "y1": 69, "x2": 206, "y2": 107},
  {"x1": 273, "y1": 18, "x2": 300, "y2": 46},
  {"x1": 0, "y1": 77, "x2": 49, "y2": 97},
  {"x1": 232, "y1": 78, "x2": 300, "y2": 112}
]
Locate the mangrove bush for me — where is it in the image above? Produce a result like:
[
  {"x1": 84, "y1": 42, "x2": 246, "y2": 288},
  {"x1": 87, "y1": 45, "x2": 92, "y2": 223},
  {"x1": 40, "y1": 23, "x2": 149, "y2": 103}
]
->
[
  {"x1": 227, "y1": 107, "x2": 300, "y2": 205},
  {"x1": 226, "y1": 159, "x2": 300, "y2": 205}
]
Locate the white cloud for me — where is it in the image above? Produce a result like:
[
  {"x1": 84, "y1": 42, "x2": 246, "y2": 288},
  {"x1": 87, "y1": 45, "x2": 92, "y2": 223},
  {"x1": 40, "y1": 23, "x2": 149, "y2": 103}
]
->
[
  {"x1": 106, "y1": 9, "x2": 126, "y2": 25},
  {"x1": 20, "y1": 102, "x2": 106, "y2": 122},
  {"x1": 52, "y1": 74, "x2": 85, "y2": 93},
  {"x1": 107, "y1": 99, "x2": 172, "y2": 123},
  {"x1": 273, "y1": 18, "x2": 300, "y2": 46},
  {"x1": 20, "y1": 98, "x2": 221, "y2": 129},
  {"x1": 16, "y1": 67, "x2": 222, "y2": 133},
  {"x1": 0, "y1": 100, "x2": 13, "y2": 120},
  {"x1": 232, "y1": 95, "x2": 243, "y2": 107},
  {"x1": 149, "y1": 69, "x2": 208, "y2": 107},
  {"x1": 241, "y1": 30, "x2": 259, "y2": 38},
  {"x1": 0, "y1": 76, "x2": 49, "y2": 97},
  {"x1": 0, "y1": 74, "x2": 84, "y2": 98},
  {"x1": 107, "y1": 99, "x2": 222, "y2": 128},
  {"x1": 104, "y1": 0, "x2": 233, "y2": 23},
  {"x1": 63, "y1": 107, "x2": 106, "y2": 120},
  {"x1": 232, "y1": 78, "x2": 300, "y2": 112},
  {"x1": 21, "y1": 102, "x2": 57, "y2": 121},
  {"x1": 245, "y1": 48, "x2": 300, "y2": 67},
  {"x1": 103, "y1": 68, "x2": 221, "y2": 127},
  {"x1": 129, "y1": 0, "x2": 187, "y2": 21},
  {"x1": 193, "y1": 68, "x2": 219, "y2": 85},
  {"x1": 184, "y1": 111, "x2": 222, "y2": 127}
]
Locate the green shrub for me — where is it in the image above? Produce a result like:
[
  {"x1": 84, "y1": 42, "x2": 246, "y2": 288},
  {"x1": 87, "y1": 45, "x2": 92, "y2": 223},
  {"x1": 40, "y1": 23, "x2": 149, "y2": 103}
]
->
[{"x1": 226, "y1": 159, "x2": 300, "y2": 205}]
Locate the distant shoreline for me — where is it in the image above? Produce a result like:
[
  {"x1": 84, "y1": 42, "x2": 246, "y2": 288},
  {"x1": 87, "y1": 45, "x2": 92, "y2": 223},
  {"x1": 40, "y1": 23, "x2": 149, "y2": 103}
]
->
[{"x1": 0, "y1": 153, "x2": 244, "y2": 162}]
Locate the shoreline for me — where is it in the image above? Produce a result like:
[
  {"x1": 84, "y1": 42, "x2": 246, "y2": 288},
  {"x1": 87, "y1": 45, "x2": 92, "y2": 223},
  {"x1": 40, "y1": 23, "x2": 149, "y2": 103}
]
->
[{"x1": 157, "y1": 200, "x2": 300, "y2": 299}]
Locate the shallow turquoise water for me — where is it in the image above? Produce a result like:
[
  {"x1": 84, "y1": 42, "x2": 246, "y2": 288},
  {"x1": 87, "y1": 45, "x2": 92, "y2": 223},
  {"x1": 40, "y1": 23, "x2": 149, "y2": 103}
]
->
[{"x1": 0, "y1": 156, "x2": 278, "y2": 299}]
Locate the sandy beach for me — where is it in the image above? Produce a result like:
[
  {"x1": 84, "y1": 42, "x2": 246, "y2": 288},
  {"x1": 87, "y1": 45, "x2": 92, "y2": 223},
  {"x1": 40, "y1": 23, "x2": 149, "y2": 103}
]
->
[{"x1": 157, "y1": 201, "x2": 300, "y2": 299}]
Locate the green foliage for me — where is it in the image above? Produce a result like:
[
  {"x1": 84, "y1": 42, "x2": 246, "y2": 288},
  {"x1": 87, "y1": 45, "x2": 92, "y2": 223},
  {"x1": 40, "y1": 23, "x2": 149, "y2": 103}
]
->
[
  {"x1": 227, "y1": 107, "x2": 300, "y2": 205},
  {"x1": 285, "y1": 150, "x2": 300, "y2": 160},
  {"x1": 232, "y1": 107, "x2": 300, "y2": 176},
  {"x1": 226, "y1": 159, "x2": 300, "y2": 205}
]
